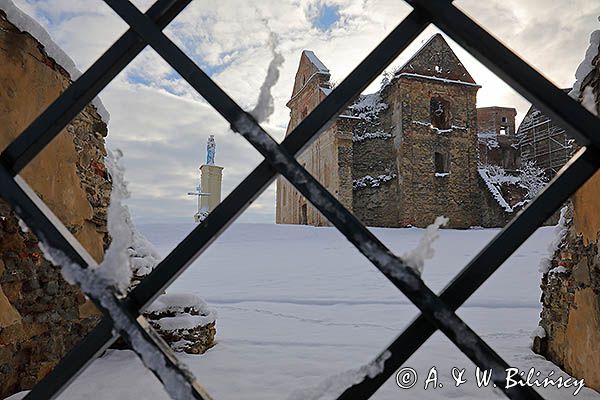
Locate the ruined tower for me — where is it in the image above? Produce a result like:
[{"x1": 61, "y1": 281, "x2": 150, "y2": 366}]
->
[{"x1": 389, "y1": 34, "x2": 482, "y2": 228}]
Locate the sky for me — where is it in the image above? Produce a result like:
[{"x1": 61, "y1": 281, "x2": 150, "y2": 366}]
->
[{"x1": 10, "y1": 0, "x2": 600, "y2": 224}]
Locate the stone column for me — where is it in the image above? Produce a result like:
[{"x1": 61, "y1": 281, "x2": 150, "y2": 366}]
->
[{"x1": 200, "y1": 164, "x2": 223, "y2": 212}]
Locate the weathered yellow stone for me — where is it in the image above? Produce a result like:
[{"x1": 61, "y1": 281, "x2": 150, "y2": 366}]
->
[
  {"x1": 0, "y1": 287, "x2": 20, "y2": 328},
  {"x1": 572, "y1": 170, "x2": 600, "y2": 245},
  {"x1": 0, "y1": 25, "x2": 104, "y2": 263},
  {"x1": 564, "y1": 288, "x2": 600, "y2": 391},
  {"x1": 78, "y1": 298, "x2": 101, "y2": 319}
]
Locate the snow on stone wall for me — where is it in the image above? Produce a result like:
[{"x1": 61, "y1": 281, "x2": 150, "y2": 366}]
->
[
  {"x1": 569, "y1": 30, "x2": 600, "y2": 100},
  {"x1": 350, "y1": 93, "x2": 388, "y2": 122},
  {"x1": 352, "y1": 172, "x2": 397, "y2": 190},
  {"x1": 351, "y1": 130, "x2": 393, "y2": 142}
]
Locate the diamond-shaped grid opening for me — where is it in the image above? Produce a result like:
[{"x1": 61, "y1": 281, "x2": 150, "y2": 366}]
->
[
  {"x1": 4, "y1": 0, "x2": 130, "y2": 72},
  {"x1": 102, "y1": 51, "x2": 265, "y2": 228},
  {"x1": 455, "y1": 0, "x2": 600, "y2": 91},
  {"x1": 149, "y1": 190, "x2": 417, "y2": 398},
  {"x1": 144, "y1": 1, "x2": 416, "y2": 150}
]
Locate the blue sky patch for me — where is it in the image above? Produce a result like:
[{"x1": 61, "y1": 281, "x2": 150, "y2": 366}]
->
[{"x1": 312, "y1": 4, "x2": 340, "y2": 31}]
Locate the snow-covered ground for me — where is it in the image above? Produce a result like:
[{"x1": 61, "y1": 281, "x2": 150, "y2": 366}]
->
[{"x1": 8, "y1": 223, "x2": 600, "y2": 399}]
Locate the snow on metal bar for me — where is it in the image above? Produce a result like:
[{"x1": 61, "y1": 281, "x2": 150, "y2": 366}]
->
[
  {"x1": 231, "y1": 113, "x2": 540, "y2": 399},
  {"x1": 106, "y1": 2, "x2": 538, "y2": 391}
]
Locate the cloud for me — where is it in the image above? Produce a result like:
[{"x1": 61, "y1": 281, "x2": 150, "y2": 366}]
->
[{"x1": 10, "y1": 0, "x2": 600, "y2": 225}]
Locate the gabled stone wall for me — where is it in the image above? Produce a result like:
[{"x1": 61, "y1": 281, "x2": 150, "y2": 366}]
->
[
  {"x1": 0, "y1": 12, "x2": 110, "y2": 398},
  {"x1": 391, "y1": 77, "x2": 481, "y2": 228}
]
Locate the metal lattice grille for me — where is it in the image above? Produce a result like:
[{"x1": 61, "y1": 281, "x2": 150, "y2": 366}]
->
[{"x1": 0, "y1": 0, "x2": 599, "y2": 399}]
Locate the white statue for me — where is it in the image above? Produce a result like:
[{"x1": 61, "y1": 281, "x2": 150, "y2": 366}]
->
[{"x1": 206, "y1": 135, "x2": 216, "y2": 165}]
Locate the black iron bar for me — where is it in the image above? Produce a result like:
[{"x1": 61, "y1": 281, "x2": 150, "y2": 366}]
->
[
  {"x1": 337, "y1": 147, "x2": 600, "y2": 399},
  {"x1": 102, "y1": 2, "x2": 544, "y2": 397},
  {"x1": 10, "y1": 8, "x2": 431, "y2": 400}
]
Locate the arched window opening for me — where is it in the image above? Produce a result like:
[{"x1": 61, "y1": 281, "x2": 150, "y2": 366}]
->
[
  {"x1": 430, "y1": 97, "x2": 451, "y2": 129},
  {"x1": 434, "y1": 151, "x2": 449, "y2": 174}
]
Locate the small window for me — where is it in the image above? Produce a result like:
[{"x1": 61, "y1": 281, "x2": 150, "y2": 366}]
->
[
  {"x1": 430, "y1": 97, "x2": 451, "y2": 129},
  {"x1": 499, "y1": 126, "x2": 507, "y2": 135},
  {"x1": 434, "y1": 152, "x2": 449, "y2": 174},
  {"x1": 300, "y1": 203, "x2": 308, "y2": 225},
  {"x1": 501, "y1": 116, "x2": 507, "y2": 123},
  {"x1": 302, "y1": 75, "x2": 306, "y2": 86}
]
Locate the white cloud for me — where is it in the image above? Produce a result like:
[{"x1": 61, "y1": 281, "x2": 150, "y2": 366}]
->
[{"x1": 10, "y1": 0, "x2": 600, "y2": 224}]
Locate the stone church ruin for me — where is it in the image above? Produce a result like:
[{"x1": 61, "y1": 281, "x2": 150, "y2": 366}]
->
[{"x1": 276, "y1": 34, "x2": 542, "y2": 228}]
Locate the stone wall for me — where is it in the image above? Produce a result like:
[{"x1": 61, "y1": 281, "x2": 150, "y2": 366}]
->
[
  {"x1": 276, "y1": 50, "x2": 350, "y2": 226},
  {"x1": 477, "y1": 106, "x2": 520, "y2": 171},
  {"x1": 0, "y1": 12, "x2": 110, "y2": 398},
  {"x1": 532, "y1": 38, "x2": 600, "y2": 392},
  {"x1": 391, "y1": 78, "x2": 482, "y2": 228},
  {"x1": 352, "y1": 118, "x2": 399, "y2": 227},
  {"x1": 533, "y1": 194, "x2": 600, "y2": 392}
]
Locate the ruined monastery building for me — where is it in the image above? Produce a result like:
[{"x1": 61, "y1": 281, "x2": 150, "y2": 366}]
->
[{"x1": 276, "y1": 34, "x2": 547, "y2": 229}]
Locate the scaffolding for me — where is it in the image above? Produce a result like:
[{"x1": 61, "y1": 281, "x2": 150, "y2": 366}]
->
[{"x1": 517, "y1": 106, "x2": 574, "y2": 175}]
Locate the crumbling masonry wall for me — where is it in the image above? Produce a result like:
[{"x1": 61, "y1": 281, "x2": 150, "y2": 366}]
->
[
  {"x1": 390, "y1": 78, "x2": 481, "y2": 228},
  {"x1": 533, "y1": 38, "x2": 600, "y2": 393},
  {"x1": 0, "y1": 12, "x2": 110, "y2": 398}
]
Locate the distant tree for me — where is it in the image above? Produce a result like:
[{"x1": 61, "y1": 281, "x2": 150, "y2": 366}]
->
[{"x1": 518, "y1": 161, "x2": 548, "y2": 200}]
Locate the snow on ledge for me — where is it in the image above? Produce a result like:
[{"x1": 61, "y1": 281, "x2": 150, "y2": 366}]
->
[
  {"x1": 478, "y1": 168, "x2": 513, "y2": 212},
  {"x1": 0, "y1": 0, "x2": 110, "y2": 122},
  {"x1": 412, "y1": 120, "x2": 465, "y2": 134},
  {"x1": 352, "y1": 130, "x2": 393, "y2": 142},
  {"x1": 303, "y1": 50, "x2": 330, "y2": 74},
  {"x1": 353, "y1": 172, "x2": 397, "y2": 190}
]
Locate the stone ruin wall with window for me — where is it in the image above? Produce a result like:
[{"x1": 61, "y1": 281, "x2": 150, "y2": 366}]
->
[
  {"x1": 276, "y1": 50, "x2": 354, "y2": 226},
  {"x1": 532, "y1": 34, "x2": 600, "y2": 393},
  {"x1": 389, "y1": 77, "x2": 481, "y2": 228},
  {"x1": 477, "y1": 106, "x2": 519, "y2": 171},
  {"x1": 277, "y1": 34, "x2": 519, "y2": 229},
  {"x1": 0, "y1": 12, "x2": 109, "y2": 397}
]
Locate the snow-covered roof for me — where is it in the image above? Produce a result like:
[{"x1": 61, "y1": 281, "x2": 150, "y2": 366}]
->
[
  {"x1": 303, "y1": 50, "x2": 330, "y2": 74},
  {"x1": 320, "y1": 86, "x2": 332, "y2": 96},
  {"x1": 0, "y1": 0, "x2": 110, "y2": 122},
  {"x1": 569, "y1": 30, "x2": 600, "y2": 100}
]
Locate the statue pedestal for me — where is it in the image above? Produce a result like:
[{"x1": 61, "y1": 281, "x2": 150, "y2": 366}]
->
[{"x1": 200, "y1": 164, "x2": 223, "y2": 212}]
